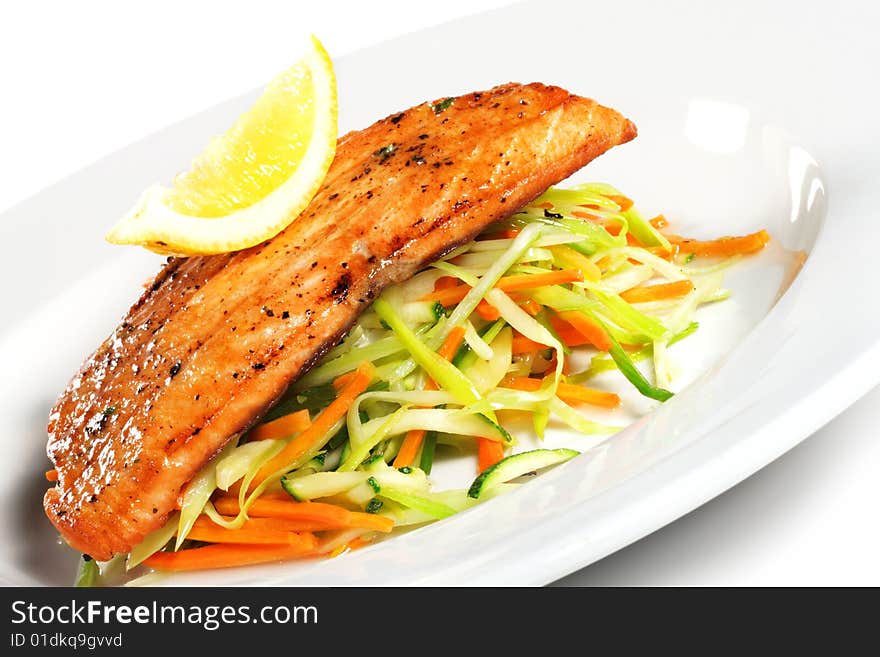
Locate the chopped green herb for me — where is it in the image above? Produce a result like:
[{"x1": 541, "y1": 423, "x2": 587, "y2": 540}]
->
[
  {"x1": 374, "y1": 143, "x2": 396, "y2": 162},
  {"x1": 102, "y1": 405, "x2": 117, "y2": 416},
  {"x1": 431, "y1": 97, "x2": 454, "y2": 114},
  {"x1": 365, "y1": 498, "x2": 384, "y2": 514}
]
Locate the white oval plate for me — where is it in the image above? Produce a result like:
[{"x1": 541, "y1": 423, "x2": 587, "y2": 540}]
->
[{"x1": 2, "y1": 0, "x2": 878, "y2": 586}]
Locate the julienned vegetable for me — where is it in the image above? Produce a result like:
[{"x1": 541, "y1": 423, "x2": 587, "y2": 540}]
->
[
  {"x1": 100, "y1": 182, "x2": 769, "y2": 582},
  {"x1": 468, "y1": 448, "x2": 580, "y2": 499},
  {"x1": 74, "y1": 556, "x2": 99, "y2": 587}
]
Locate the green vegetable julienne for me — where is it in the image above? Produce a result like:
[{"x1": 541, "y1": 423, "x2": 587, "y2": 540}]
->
[
  {"x1": 430, "y1": 97, "x2": 454, "y2": 114},
  {"x1": 117, "y1": 181, "x2": 759, "y2": 581},
  {"x1": 74, "y1": 555, "x2": 99, "y2": 587}
]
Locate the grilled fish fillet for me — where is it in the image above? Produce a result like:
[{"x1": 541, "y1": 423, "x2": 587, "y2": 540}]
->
[{"x1": 45, "y1": 82, "x2": 636, "y2": 559}]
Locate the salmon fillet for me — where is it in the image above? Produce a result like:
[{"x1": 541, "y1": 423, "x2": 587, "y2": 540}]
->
[{"x1": 45, "y1": 82, "x2": 636, "y2": 560}]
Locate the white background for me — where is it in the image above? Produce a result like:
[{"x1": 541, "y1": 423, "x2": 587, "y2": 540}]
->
[{"x1": 2, "y1": 0, "x2": 877, "y2": 586}]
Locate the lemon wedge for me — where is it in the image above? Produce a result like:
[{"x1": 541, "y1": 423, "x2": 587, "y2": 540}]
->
[{"x1": 106, "y1": 35, "x2": 337, "y2": 256}]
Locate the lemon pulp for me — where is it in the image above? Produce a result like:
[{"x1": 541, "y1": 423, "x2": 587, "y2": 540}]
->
[
  {"x1": 106, "y1": 35, "x2": 337, "y2": 255},
  {"x1": 166, "y1": 65, "x2": 317, "y2": 218}
]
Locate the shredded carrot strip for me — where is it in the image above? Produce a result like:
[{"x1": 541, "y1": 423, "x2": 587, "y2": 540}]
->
[
  {"x1": 668, "y1": 229, "x2": 770, "y2": 257},
  {"x1": 331, "y1": 371, "x2": 356, "y2": 391},
  {"x1": 604, "y1": 194, "x2": 634, "y2": 212},
  {"x1": 346, "y1": 536, "x2": 371, "y2": 551},
  {"x1": 512, "y1": 333, "x2": 548, "y2": 355},
  {"x1": 144, "y1": 537, "x2": 318, "y2": 571},
  {"x1": 548, "y1": 315, "x2": 593, "y2": 348},
  {"x1": 644, "y1": 245, "x2": 678, "y2": 260},
  {"x1": 475, "y1": 299, "x2": 500, "y2": 321},
  {"x1": 213, "y1": 498, "x2": 394, "y2": 533},
  {"x1": 394, "y1": 327, "x2": 465, "y2": 468},
  {"x1": 422, "y1": 269, "x2": 583, "y2": 307},
  {"x1": 248, "y1": 409, "x2": 311, "y2": 441},
  {"x1": 437, "y1": 326, "x2": 466, "y2": 361},
  {"x1": 625, "y1": 232, "x2": 644, "y2": 247},
  {"x1": 234, "y1": 515, "x2": 334, "y2": 532},
  {"x1": 253, "y1": 362, "x2": 374, "y2": 485},
  {"x1": 45, "y1": 469, "x2": 58, "y2": 482},
  {"x1": 345, "y1": 513, "x2": 394, "y2": 533},
  {"x1": 501, "y1": 376, "x2": 620, "y2": 409},
  {"x1": 433, "y1": 276, "x2": 460, "y2": 291},
  {"x1": 555, "y1": 311, "x2": 612, "y2": 351},
  {"x1": 575, "y1": 213, "x2": 626, "y2": 237},
  {"x1": 519, "y1": 298, "x2": 542, "y2": 316},
  {"x1": 184, "y1": 516, "x2": 308, "y2": 545},
  {"x1": 594, "y1": 255, "x2": 612, "y2": 271},
  {"x1": 650, "y1": 214, "x2": 668, "y2": 229},
  {"x1": 477, "y1": 439, "x2": 505, "y2": 472},
  {"x1": 608, "y1": 224, "x2": 628, "y2": 238},
  {"x1": 620, "y1": 280, "x2": 694, "y2": 303},
  {"x1": 557, "y1": 383, "x2": 620, "y2": 408},
  {"x1": 393, "y1": 429, "x2": 427, "y2": 468},
  {"x1": 214, "y1": 498, "x2": 348, "y2": 524},
  {"x1": 203, "y1": 512, "x2": 341, "y2": 533}
]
